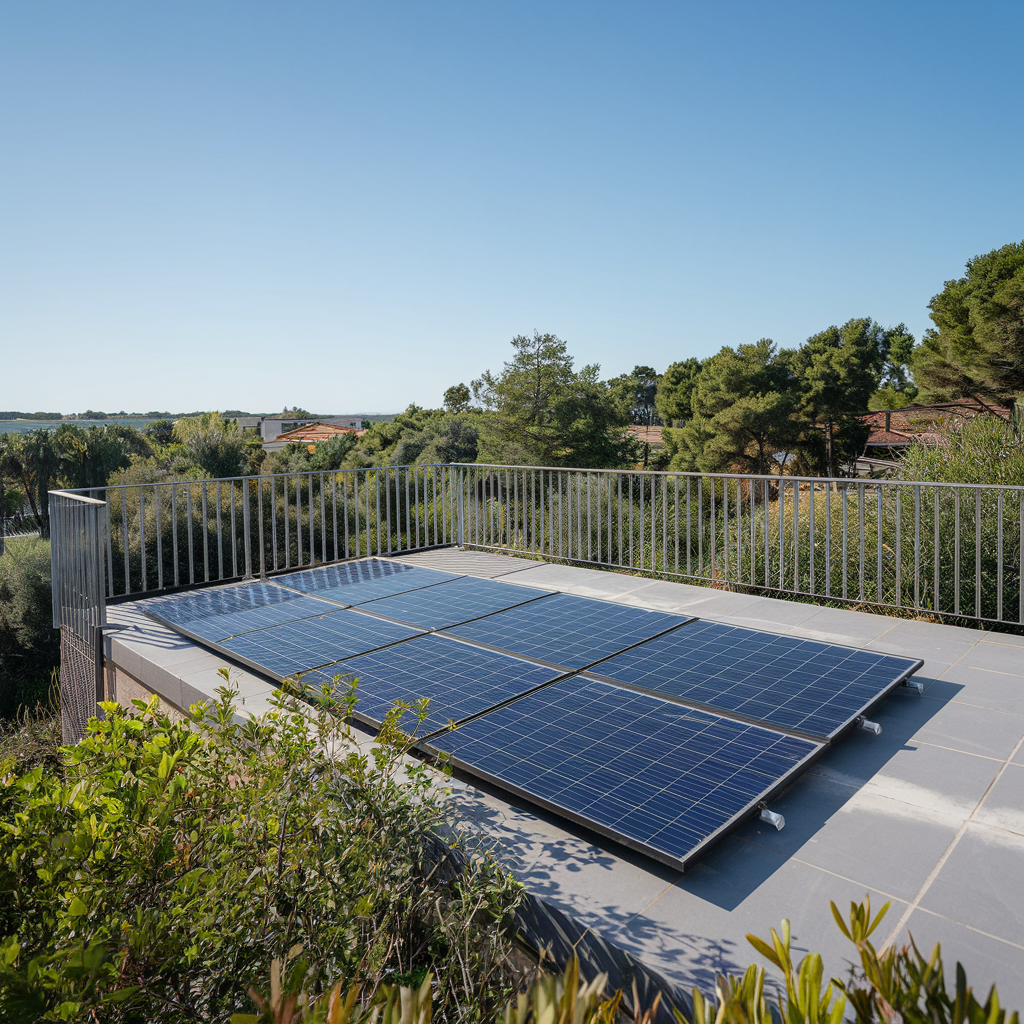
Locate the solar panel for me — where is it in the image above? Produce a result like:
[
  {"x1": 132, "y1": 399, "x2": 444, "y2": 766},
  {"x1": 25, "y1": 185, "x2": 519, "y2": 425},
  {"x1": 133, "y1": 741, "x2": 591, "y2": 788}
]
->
[
  {"x1": 589, "y1": 620, "x2": 922, "y2": 740},
  {"x1": 423, "y1": 675, "x2": 821, "y2": 871},
  {"x1": 300, "y1": 634, "x2": 565, "y2": 735},
  {"x1": 141, "y1": 582, "x2": 338, "y2": 642},
  {"x1": 358, "y1": 576, "x2": 550, "y2": 629},
  {"x1": 272, "y1": 559, "x2": 460, "y2": 606},
  {"x1": 441, "y1": 594, "x2": 692, "y2": 669},
  {"x1": 216, "y1": 610, "x2": 422, "y2": 679}
]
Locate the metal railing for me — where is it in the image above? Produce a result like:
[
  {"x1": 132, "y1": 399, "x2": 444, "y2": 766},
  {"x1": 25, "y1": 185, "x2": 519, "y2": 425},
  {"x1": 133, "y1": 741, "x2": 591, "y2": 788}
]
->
[
  {"x1": 59, "y1": 465, "x2": 458, "y2": 601},
  {"x1": 50, "y1": 462, "x2": 1024, "y2": 630},
  {"x1": 49, "y1": 491, "x2": 108, "y2": 742},
  {"x1": 454, "y1": 464, "x2": 1024, "y2": 629}
]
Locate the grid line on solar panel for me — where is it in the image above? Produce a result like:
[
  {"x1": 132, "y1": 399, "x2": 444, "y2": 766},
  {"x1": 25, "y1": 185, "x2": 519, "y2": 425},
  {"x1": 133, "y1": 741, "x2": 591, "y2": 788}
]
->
[
  {"x1": 356, "y1": 576, "x2": 552, "y2": 629},
  {"x1": 299, "y1": 634, "x2": 565, "y2": 735},
  {"x1": 215, "y1": 610, "x2": 423, "y2": 679},
  {"x1": 424, "y1": 675, "x2": 821, "y2": 871},
  {"x1": 588, "y1": 620, "x2": 922, "y2": 740},
  {"x1": 141, "y1": 582, "x2": 339, "y2": 642},
  {"x1": 272, "y1": 559, "x2": 461, "y2": 606},
  {"x1": 440, "y1": 593, "x2": 693, "y2": 669}
]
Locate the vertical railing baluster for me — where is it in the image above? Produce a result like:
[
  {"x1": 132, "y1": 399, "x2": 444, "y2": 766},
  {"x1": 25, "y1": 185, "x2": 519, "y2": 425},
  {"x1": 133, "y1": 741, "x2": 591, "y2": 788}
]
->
[
  {"x1": 243, "y1": 478, "x2": 252, "y2": 579},
  {"x1": 155, "y1": 486, "x2": 164, "y2": 591},
  {"x1": 139, "y1": 490, "x2": 147, "y2": 592},
  {"x1": 229, "y1": 482, "x2": 238, "y2": 578},
  {"x1": 171, "y1": 483, "x2": 179, "y2": 587},
  {"x1": 954, "y1": 490, "x2": 961, "y2": 615},
  {"x1": 296, "y1": 476, "x2": 303, "y2": 567},
  {"x1": 914, "y1": 485, "x2": 922, "y2": 610},
  {"x1": 858, "y1": 482, "x2": 865, "y2": 603},
  {"x1": 257, "y1": 477, "x2": 265, "y2": 578},
  {"x1": 997, "y1": 490, "x2": 1004, "y2": 622},
  {"x1": 121, "y1": 486, "x2": 130, "y2": 595},
  {"x1": 975, "y1": 489, "x2": 982, "y2": 619}
]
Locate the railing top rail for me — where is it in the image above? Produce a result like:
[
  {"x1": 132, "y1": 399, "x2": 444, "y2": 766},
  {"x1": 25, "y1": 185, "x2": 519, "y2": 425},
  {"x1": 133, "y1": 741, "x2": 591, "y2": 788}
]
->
[
  {"x1": 455, "y1": 463, "x2": 1024, "y2": 492},
  {"x1": 52, "y1": 464, "x2": 450, "y2": 496},
  {"x1": 48, "y1": 489, "x2": 108, "y2": 506},
  {"x1": 49, "y1": 463, "x2": 1024, "y2": 495}
]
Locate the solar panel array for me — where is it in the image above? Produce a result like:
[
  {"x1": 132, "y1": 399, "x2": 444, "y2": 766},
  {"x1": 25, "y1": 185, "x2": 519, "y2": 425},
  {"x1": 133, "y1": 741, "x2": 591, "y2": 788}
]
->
[
  {"x1": 443, "y1": 593, "x2": 693, "y2": 669},
  {"x1": 426, "y1": 676, "x2": 821, "y2": 869},
  {"x1": 140, "y1": 556, "x2": 922, "y2": 872},
  {"x1": 300, "y1": 634, "x2": 564, "y2": 735},
  {"x1": 589, "y1": 620, "x2": 920, "y2": 740}
]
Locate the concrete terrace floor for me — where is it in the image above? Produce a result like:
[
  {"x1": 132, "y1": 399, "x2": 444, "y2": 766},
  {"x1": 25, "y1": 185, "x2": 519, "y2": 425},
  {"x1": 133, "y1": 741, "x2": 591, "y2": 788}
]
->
[{"x1": 105, "y1": 548, "x2": 1024, "y2": 1005}]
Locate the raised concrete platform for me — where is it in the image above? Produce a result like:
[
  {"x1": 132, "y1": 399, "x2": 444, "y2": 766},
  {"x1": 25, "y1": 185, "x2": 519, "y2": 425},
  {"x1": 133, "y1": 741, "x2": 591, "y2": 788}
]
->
[{"x1": 105, "y1": 548, "x2": 1024, "y2": 1007}]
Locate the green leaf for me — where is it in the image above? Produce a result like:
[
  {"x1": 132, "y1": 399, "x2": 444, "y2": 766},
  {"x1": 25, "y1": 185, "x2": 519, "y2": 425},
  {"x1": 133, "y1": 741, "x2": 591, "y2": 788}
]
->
[{"x1": 67, "y1": 896, "x2": 88, "y2": 917}]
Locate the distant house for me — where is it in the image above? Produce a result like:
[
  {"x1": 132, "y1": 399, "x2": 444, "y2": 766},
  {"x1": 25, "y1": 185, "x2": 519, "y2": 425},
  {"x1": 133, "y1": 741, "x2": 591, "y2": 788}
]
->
[
  {"x1": 230, "y1": 414, "x2": 362, "y2": 445},
  {"x1": 856, "y1": 400, "x2": 1012, "y2": 470},
  {"x1": 262, "y1": 421, "x2": 363, "y2": 452}
]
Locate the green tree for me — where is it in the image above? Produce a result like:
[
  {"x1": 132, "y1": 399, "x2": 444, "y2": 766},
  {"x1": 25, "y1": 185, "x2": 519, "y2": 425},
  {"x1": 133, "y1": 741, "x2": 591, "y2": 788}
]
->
[
  {"x1": 172, "y1": 412, "x2": 250, "y2": 479},
  {"x1": 442, "y1": 383, "x2": 472, "y2": 413},
  {"x1": 606, "y1": 365, "x2": 660, "y2": 426},
  {"x1": 655, "y1": 358, "x2": 703, "y2": 425},
  {"x1": 793, "y1": 318, "x2": 887, "y2": 476},
  {"x1": 912, "y1": 241, "x2": 1024, "y2": 409},
  {"x1": 680, "y1": 340, "x2": 800, "y2": 474},
  {"x1": 472, "y1": 333, "x2": 637, "y2": 467}
]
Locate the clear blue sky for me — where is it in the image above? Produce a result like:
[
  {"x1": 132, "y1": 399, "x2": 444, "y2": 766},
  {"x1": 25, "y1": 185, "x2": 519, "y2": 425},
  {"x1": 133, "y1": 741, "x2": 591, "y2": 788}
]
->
[{"x1": 2, "y1": 1, "x2": 1022, "y2": 414}]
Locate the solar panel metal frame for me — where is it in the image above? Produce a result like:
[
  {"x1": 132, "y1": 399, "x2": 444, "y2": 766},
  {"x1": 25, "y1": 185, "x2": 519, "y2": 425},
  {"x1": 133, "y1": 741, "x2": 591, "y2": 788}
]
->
[
  {"x1": 299, "y1": 633, "x2": 574, "y2": 737},
  {"x1": 586, "y1": 621, "x2": 924, "y2": 743},
  {"x1": 437, "y1": 593, "x2": 697, "y2": 672},
  {"x1": 354, "y1": 576, "x2": 555, "y2": 631},
  {"x1": 417, "y1": 675, "x2": 826, "y2": 873}
]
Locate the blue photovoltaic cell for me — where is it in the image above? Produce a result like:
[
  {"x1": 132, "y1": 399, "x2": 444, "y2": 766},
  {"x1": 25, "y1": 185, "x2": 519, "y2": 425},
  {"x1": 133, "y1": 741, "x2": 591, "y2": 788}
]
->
[
  {"x1": 273, "y1": 559, "x2": 460, "y2": 605},
  {"x1": 216, "y1": 610, "x2": 422, "y2": 678},
  {"x1": 442, "y1": 593, "x2": 692, "y2": 669},
  {"x1": 426, "y1": 675, "x2": 820, "y2": 870},
  {"x1": 142, "y1": 582, "x2": 338, "y2": 642},
  {"x1": 359, "y1": 576, "x2": 549, "y2": 629},
  {"x1": 300, "y1": 634, "x2": 563, "y2": 734},
  {"x1": 590, "y1": 620, "x2": 921, "y2": 739}
]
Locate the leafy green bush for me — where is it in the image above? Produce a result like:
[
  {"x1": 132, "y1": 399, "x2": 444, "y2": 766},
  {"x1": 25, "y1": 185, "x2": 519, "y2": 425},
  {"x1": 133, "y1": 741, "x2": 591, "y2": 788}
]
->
[
  {"x1": 900, "y1": 414, "x2": 1024, "y2": 486},
  {"x1": 0, "y1": 538, "x2": 58, "y2": 718},
  {"x1": 0, "y1": 681, "x2": 525, "y2": 1022}
]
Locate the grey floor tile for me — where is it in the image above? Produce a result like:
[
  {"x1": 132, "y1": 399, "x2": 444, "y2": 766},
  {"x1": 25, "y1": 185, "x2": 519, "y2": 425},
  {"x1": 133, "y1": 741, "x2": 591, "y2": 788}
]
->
[
  {"x1": 895, "y1": 909, "x2": 1024, "y2": 1013},
  {"x1": 809, "y1": 735, "x2": 1001, "y2": 819},
  {"x1": 879, "y1": 695, "x2": 1024, "y2": 761},
  {"x1": 497, "y1": 563, "x2": 653, "y2": 596},
  {"x1": 979, "y1": 631, "x2": 1024, "y2": 650},
  {"x1": 734, "y1": 772, "x2": 963, "y2": 902},
  {"x1": 1014, "y1": 744, "x2": 1024, "y2": 767},
  {"x1": 786, "y1": 607, "x2": 895, "y2": 645},
  {"x1": 633, "y1": 840, "x2": 907, "y2": 994},
  {"x1": 958, "y1": 643, "x2": 1024, "y2": 677},
  {"x1": 938, "y1": 664, "x2": 1024, "y2": 715},
  {"x1": 918, "y1": 822, "x2": 1024, "y2": 948},
  {"x1": 973, "y1": 764, "x2": 1024, "y2": 838},
  {"x1": 709, "y1": 598, "x2": 824, "y2": 629},
  {"x1": 623, "y1": 582, "x2": 762, "y2": 616}
]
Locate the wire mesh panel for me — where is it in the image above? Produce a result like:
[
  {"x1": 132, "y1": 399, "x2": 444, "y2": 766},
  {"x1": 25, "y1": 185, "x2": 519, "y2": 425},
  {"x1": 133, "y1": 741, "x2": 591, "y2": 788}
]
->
[{"x1": 59, "y1": 627, "x2": 95, "y2": 744}]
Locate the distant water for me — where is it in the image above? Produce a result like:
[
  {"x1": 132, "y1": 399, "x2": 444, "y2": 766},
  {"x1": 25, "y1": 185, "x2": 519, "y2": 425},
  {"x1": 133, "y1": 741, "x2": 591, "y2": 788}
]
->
[{"x1": 0, "y1": 418, "x2": 157, "y2": 435}]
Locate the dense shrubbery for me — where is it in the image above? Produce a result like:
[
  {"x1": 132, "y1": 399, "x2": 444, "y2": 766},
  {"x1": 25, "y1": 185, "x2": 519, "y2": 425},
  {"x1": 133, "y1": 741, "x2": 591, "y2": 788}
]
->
[
  {"x1": 0, "y1": 681, "x2": 526, "y2": 1022},
  {"x1": 0, "y1": 688, "x2": 1018, "y2": 1022},
  {"x1": 0, "y1": 539, "x2": 58, "y2": 718}
]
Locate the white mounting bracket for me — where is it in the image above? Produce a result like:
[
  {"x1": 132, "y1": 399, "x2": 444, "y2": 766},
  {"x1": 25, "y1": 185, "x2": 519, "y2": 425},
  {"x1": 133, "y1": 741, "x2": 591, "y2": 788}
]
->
[
  {"x1": 857, "y1": 716, "x2": 882, "y2": 735},
  {"x1": 758, "y1": 805, "x2": 785, "y2": 830}
]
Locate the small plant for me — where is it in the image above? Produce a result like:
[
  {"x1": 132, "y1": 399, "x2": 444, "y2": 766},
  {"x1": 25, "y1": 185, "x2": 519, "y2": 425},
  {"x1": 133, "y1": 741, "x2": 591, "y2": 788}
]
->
[{"x1": 682, "y1": 898, "x2": 1019, "y2": 1024}]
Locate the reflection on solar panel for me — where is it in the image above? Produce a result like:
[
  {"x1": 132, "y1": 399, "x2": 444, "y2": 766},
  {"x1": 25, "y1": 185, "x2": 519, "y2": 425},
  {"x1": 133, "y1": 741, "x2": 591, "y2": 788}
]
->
[
  {"x1": 142, "y1": 583, "x2": 337, "y2": 642},
  {"x1": 301, "y1": 634, "x2": 564, "y2": 735},
  {"x1": 359, "y1": 576, "x2": 549, "y2": 629},
  {"x1": 441, "y1": 594, "x2": 692, "y2": 669},
  {"x1": 425, "y1": 675, "x2": 821, "y2": 871},
  {"x1": 590, "y1": 620, "x2": 922, "y2": 740},
  {"x1": 272, "y1": 559, "x2": 460, "y2": 606},
  {"x1": 217, "y1": 611, "x2": 422, "y2": 679}
]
